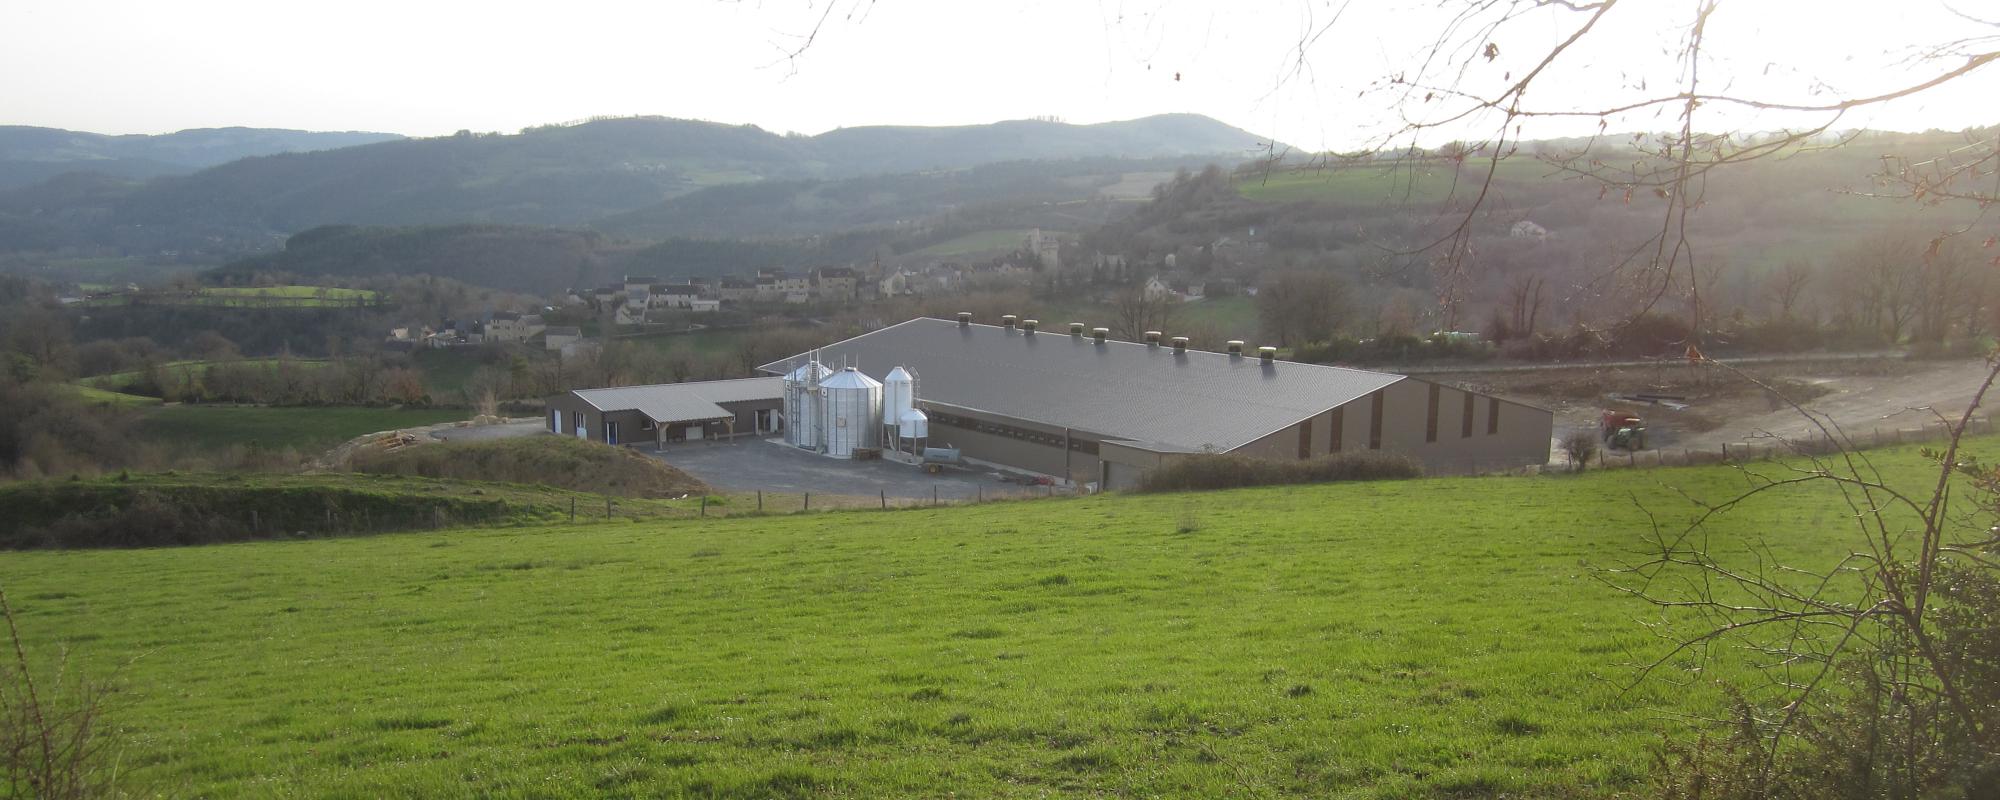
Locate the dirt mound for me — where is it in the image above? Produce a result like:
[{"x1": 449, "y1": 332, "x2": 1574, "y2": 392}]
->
[{"x1": 348, "y1": 435, "x2": 708, "y2": 498}]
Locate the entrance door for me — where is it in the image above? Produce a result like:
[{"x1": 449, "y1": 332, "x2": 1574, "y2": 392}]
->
[
  {"x1": 605, "y1": 421, "x2": 619, "y2": 445},
  {"x1": 574, "y1": 414, "x2": 587, "y2": 439},
  {"x1": 551, "y1": 409, "x2": 562, "y2": 433},
  {"x1": 686, "y1": 424, "x2": 704, "y2": 441},
  {"x1": 755, "y1": 409, "x2": 773, "y2": 433}
]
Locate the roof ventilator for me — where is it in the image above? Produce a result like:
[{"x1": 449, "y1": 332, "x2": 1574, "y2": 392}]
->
[
  {"x1": 1021, "y1": 319, "x2": 1038, "y2": 334},
  {"x1": 1226, "y1": 340, "x2": 1245, "y2": 357},
  {"x1": 1002, "y1": 314, "x2": 1018, "y2": 329},
  {"x1": 1092, "y1": 327, "x2": 1109, "y2": 344},
  {"x1": 1144, "y1": 331, "x2": 1162, "y2": 346},
  {"x1": 956, "y1": 312, "x2": 972, "y2": 326},
  {"x1": 1258, "y1": 346, "x2": 1277, "y2": 365},
  {"x1": 1170, "y1": 336, "x2": 1189, "y2": 354},
  {"x1": 1069, "y1": 322, "x2": 1086, "y2": 337}
]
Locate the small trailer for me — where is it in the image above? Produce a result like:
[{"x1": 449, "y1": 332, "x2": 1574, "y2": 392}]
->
[{"x1": 920, "y1": 446, "x2": 962, "y2": 474}]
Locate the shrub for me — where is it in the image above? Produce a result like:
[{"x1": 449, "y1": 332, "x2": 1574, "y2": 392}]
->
[
  {"x1": 1134, "y1": 452, "x2": 1421, "y2": 493},
  {"x1": 1561, "y1": 430, "x2": 1599, "y2": 473}
]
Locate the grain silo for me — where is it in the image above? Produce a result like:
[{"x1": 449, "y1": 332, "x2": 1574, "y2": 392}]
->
[
  {"x1": 783, "y1": 360, "x2": 831, "y2": 449},
  {"x1": 819, "y1": 367, "x2": 883, "y2": 458}
]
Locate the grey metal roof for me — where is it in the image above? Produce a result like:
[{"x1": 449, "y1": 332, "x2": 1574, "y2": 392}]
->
[
  {"x1": 572, "y1": 377, "x2": 782, "y2": 425},
  {"x1": 757, "y1": 318, "x2": 1405, "y2": 452}
]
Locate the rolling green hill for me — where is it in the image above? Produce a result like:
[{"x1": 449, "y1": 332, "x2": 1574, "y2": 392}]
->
[
  {"x1": 0, "y1": 125, "x2": 402, "y2": 190},
  {"x1": 0, "y1": 441, "x2": 1945, "y2": 797},
  {"x1": 0, "y1": 115, "x2": 1274, "y2": 264}
]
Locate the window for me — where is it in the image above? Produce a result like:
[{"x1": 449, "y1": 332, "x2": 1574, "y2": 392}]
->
[
  {"x1": 1488, "y1": 397, "x2": 1501, "y2": 435},
  {"x1": 1462, "y1": 392, "x2": 1475, "y2": 438},
  {"x1": 1369, "y1": 391, "x2": 1384, "y2": 450},
  {"x1": 1425, "y1": 384, "x2": 1439, "y2": 443}
]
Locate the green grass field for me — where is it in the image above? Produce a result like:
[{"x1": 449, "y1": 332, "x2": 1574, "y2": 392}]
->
[
  {"x1": 1, "y1": 440, "x2": 1953, "y2": 797},
  {"x1": 74, "y1": 286, "x2": 378, "y2": 308},
  {"x1": 79, "y1": 358, "x2": 332, "y2": 391},
  {"x1": 137, "y1": 405, "x2": 470, "y2": 453},
  {"x1": 1237, "y1": 160, "x2": 1553, "y2": 205}
]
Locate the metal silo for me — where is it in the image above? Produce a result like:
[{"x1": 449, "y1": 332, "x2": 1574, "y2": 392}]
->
[
  {"x1": 783, "y1": 360, "x2": 831, "y2": 449},
  {"x1": 897, "y1": 407, "x2": 929, "y2": 440},
  {"x1": 882, "y1": 366, "x2": 915, "y2": 425},
  {"x1": 819, "y1": 367, "x2": 883, "y2": 458}
]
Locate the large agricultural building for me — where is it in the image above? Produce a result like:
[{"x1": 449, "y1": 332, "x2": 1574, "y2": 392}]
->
[{"x1": 546, "y1": 315, "x2": 1553, "y2": 489}]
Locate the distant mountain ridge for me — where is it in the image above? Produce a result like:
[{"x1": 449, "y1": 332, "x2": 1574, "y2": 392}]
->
[
  {"x1": 0, "y1": 126, "x2": 404, "y2": 189},
  {"x1": 0, "y1": 113, "x2": 1278, "y2": 259}
]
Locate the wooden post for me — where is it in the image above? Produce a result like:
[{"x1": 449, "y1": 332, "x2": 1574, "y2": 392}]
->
[
  {"x1": 250, "y1": 510, "x2": 258, "y2": 533},
  {"x1": 606, "y1": 497, "x2": 612, "y2": 518},
  {"x1": 1722, "y1": 443, "x2": 1729, "y2": 461},
  {"x1": 977, "y1": 487, "x2": 983, "y2": 503},
  {"x1": 933, "y1": 486, "x2": 939, "y2": 507},
  {"x1": 804, "y1": 492, "x2": 810, "y2": 511},
  {"x1": 880, "y1": 490, "x2": 886, "y2": 509},
  {"x1": 570, "y1": 497, "x2": 576, "y2": 522},
  {"x1": 700, "y1": 494, "x2": 707, "y2": 517},
  {"x1": 757, "y1": 491, "x2": 763, "y2": 512}
]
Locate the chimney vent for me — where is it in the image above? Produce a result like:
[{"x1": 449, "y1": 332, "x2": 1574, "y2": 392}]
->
[
  {"x1": 1258, "y1": 346, "x2": 1277, "y2": 365},
  {"x1": 1226, "y1": 340, "x2": 1245, "y2": 356},
  {"x1": 956, "y1": 312, "x2": 972, "y2": 326},
  {"x1": 1069, "y1": 322, "x2": 1086, "y2": 337},
  {"x1": 1092, "y1": 327, "x2": 1109, "y2": 344},
  {"x1": 1002, "y1": 314, "x2": 1018, "y2": 329},
  {"x1": 1021, "y1": 319, "x2": 1038, "y2": 334},
  {"x1": 1144, "y1": 331, "x2": 1162, "y2": 345},
  {"x1": 1170, "y1": 336, "x2": 1189, "y2": 354}
]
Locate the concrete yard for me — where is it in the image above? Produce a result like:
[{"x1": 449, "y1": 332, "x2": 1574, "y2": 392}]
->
[{"x1": 649, "y1": 436, "x2": 1057, "y2": 501}]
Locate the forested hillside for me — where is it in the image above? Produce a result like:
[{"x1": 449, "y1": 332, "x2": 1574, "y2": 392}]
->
[
  {"x1": 0, "y1": 114, "x2": 1270, "y2": 265},
  {"x1": 0, "y1": 125, "x2": 402, "y2": 189}
]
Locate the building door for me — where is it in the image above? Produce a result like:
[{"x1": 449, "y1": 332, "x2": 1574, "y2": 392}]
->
[
  {"x1": 605, "y1": 421, "x2": 619, "y2": 445},
  {"x1": 686, "y1": 424, "x2": 704, "y2": 441},
  {"x1": 575, "y1": 414, "x2": 588, "y2": 439},
  {"x1": 755, "y1": 409, "x2": 773, "y2": 433},
  {"x1": 551, "y1": 409, "x2": 562, "y2": 433}
]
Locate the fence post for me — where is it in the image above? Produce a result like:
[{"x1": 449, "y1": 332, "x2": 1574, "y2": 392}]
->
[
  {"x1": 977, "y1": 487, "x2": 983, "y2": 503},
  {"x1": 757, "y1": 490, "x2": 763, "y2": 512},
  {"x1": 700, "y1": 494, "x2": 707, "y2": 517},
  {"x1": 1722, "y1": 442, "x2": 1729, "y2": 461},
  {"x1": 880, "y1": 490, "x2": 886, "y2": 509},
  {"x1": 933, "y1": 486, "x2": 939, "y2": 507},
  {"x1": 250, "y1": 510, "x2": 259, "y2": 533},
  {"x1": 804, "y1": 492, "x2": 810, "y2": 511},
  {"x1": 570, "y1": 497, "x2": 575, "y2": 523},
  {"x1": 606, "y1": 497, "x2": 613, "y2": 518}
]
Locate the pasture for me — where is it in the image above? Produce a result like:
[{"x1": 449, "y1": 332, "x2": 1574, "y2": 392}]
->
[
  {"x1": 2, "y1": 440, "x2": 1955, "y2": 797},
  {"x1": 136, "y1": 405, "x2": 468, "y2": 453}
]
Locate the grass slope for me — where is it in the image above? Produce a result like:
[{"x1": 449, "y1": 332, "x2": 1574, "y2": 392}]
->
[
  {"x1": 1, "y1": 443, "x2": 1947, "y2": 797},
  {"x1": 137, "y1": 405, "x2": 468, "y2": 453},
  {"x1": 350, "y1": 436, "x2": 709, "y2": 498}
]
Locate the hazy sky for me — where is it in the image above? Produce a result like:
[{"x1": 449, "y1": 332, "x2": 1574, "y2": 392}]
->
[{"x1": 4, "y1": 0, "x2": 1994, "y2": 150}]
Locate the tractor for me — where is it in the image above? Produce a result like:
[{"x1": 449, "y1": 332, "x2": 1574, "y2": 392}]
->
[{"x1": 1600, "y1": 410, "x2": 1647, "y2": 451}]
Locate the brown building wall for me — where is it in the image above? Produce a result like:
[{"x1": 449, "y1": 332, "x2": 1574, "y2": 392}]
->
[
  {"x1": 923, "y1": 405, "x2": 1102, "y2": 484},
  {"x1": 1226, "y1": 380, "x2": 1550, "y2": 475}
]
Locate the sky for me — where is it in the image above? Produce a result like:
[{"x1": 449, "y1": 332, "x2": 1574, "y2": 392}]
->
[{"x1": 3, "y1": 0, "x2": 1995, "y2": 151}]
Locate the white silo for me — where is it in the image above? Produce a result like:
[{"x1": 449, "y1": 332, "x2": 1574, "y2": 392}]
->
[
  {"x1": 819, "y1": 367, "x2": 884, "y2": 458},
  {"x1": 897, "y1": 407, "x2": 929, "y2": 440},
  {"x1": 882, "y1": 366, "x2": 915, "y2": 425},
  {"x1": 783, "y1": 360, "x2": 831, "y2": 449}
]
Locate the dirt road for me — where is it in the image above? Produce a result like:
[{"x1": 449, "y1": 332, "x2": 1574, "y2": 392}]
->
[{"x1": 1674, "y1": 358, "x2": 1992, "y2": 449}]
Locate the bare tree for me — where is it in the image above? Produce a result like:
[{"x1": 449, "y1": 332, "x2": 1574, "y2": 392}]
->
[
  {"x1": 1256, "y1": 270, "x2": 1348, "y2": 346},
  {"x1": 1835, "y1": 233, "x2": 1921, "y2": 343},
  {"x1": 1109, "y1": 287, "x2": 1180, "y2": 341},
  {"x1": 1609, "y1": 362, "x2": 2000, "y2": 796},
  {"x1": 1505, "y1": 273, "x2": 1547, "y2": 335},
  {"x1": 1764, "y1": 260, "x2": 1814, "y2": 322}
]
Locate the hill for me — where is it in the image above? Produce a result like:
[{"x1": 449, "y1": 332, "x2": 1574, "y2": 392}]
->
[
  {"x1": 0, "y1": 441, "x2": 1934, "y2": 796},
  {"x1": 0, "y1": 125, "x2": 402, "y2": 189},
  {"x1": 0, "y1": 114, "x2": 1276, "y2": 264}
]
